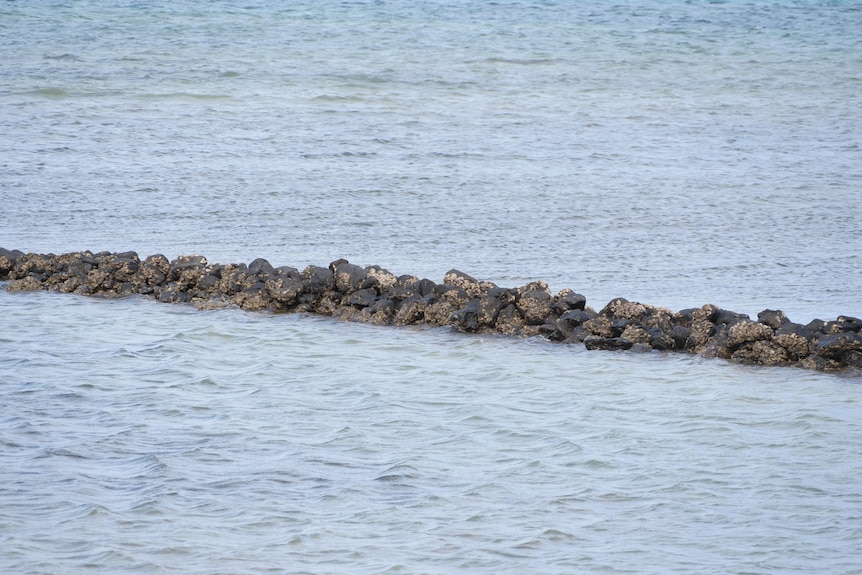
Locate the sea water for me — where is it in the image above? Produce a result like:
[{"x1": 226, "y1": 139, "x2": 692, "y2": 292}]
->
[{"x1": 1, "y1": 1, "x2": 861, "y2": 573}]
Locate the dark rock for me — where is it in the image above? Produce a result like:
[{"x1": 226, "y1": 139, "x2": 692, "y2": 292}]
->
[
  {"x1": 558, "y1": 309, "x2": 591, "y2": 334},
  {"x1": 450, "y1": 305, "x2": 479, "y2": 332},
  {"x1": 418, "y1": 278, "x2": 438, "y2": 297},
  {"x1": 438, "y1": 285, "x2": 471, "y2": 309},
  {"x1": 0, "y1": 248, "x2": 24, "y2": 279},
  {"x1": 477, "y1": 294, "x2": 503, "y2": 327},
  {"x1": 716, "y1": 308, "x2": 750, "y2": 326},
  {"x1": 671, "y1": 325, "x2": 691, "y2": 349},
  {"x1": 333, "y1": 262, "x2": 367, "y2": 293},
  {"x1": 395, "y1": 274, "x2": 420, "y2": 289},
  {"x1": 424, "y1": 300, "x2": 457, "y2": 326},
  {"x1": 814, "y1": 332, "x2": 862, "y2": 360},
  {"x1": 393, "y1": 296, "x2": 425, "y2": 326},
  {"x1": 800, "y1": 354, "x2": 843, "y2": 372},
  {"x1": 157, "y1": 282, "x2": 189, "y2": 303},
  {"x1": 494, "y1": 304, "x2": 523, "y2": 336},
  {"x1": 85, "y1": 268, "x2": 115, "y2": 294},
  {"x1": 731, "y1": 341, "x2": 789, "y2": 366},
  {"x1": 583, "y1": 316, "x2": 614, "y2": 338},
  {"x1": 234, "y1": 283, "x2": 272, "y2": 311},
  {"x1": 365, "y1": 265, "x2": 397, "y2": 290},
  {"x1": 610, "y1": 319, "x2": 634, "y2": 337},
  {"x1": 619, "y1": 325, "x2": 653, "y2": 345},
  {"x1": 825, "y1": 316, "x2": 862, "y2": 333},
  {"x1": 646, "y1": 327, "x2": 676, "y2": 351},
  {"x1": 487, "y1": 286, "x2": 517, "y2": 306},
  {"x1": 329, "y1": 258, "x2": 348, "y2": 273},
  {"x1": 687, "y1": 318, "x2": 716, "y2": 352},
  {"x1": 757, "y1": 309, "x2": 788, "y2": 330},
  {"x1": 248, "y1": 257, "x2": 275, "y2": 278},
  {"x1": 6, "y1": 276, "x2": 43, "y2": 291},
  {"x1": 726, "y1": 321, "x2": 774, "y2": 349},
  {"x1": 217, "y1": 264, "x2": 249, "y2": 295},
  {"x1": 675, "y1": 308, "x2": 697, "y2": 328},
  {"x1": 301, "y1": 265, "x2": 334, "y2": 294},
  {"x1": 552, "y1": 289, "x2": 587, "y2": 314},
  {"x1": 692, "y1": 303, "x2": 720, "y2": 324},
  {"x1": 344, "y1": 288, "x2": 377, "y2": 309},
  {"x1": 565, "y1": 326, "x2": 589, "y2": 343},
  {"x1": 775, "y1": 321, "x2": 808, "y2": 337},
  {"x1": 443, "y1": 269, "x2": 482, "y2": 297},
  {"x1": 844, "y1": 350, "x2": 862, "y2": 369},
  {"x1": 275, "y1": 265, "x2": 301, "y2": 279},
  {"x1": 773, "y1": 333, "x2": 811, "y2": 360},
  {"x1": 584, "y1": 336, "x2": 633, "y2": 351},
  {"x1": 804, "y1": 319, "x2": 828, "y2": 334},
  {"x1": 517, "y1": 289, "x2": 552, "y2": 325},
  {"x1": 196, "y1": 274, "x2": 220, "y2": 292}
]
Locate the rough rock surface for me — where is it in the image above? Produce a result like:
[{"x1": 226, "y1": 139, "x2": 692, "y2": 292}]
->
[{"x1": 2, "y1": 248, "x2": 860, "y2": 374}]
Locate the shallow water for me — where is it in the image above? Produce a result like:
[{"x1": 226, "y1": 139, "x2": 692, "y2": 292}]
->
[
  {"x1": 2, "y1": 1, "x2": 862, "y2": 573},
  {"x1": 3, "y1": 289, "x2": 861, "y2": 574}
]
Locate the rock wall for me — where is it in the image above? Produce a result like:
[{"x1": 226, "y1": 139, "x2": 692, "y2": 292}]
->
[{"x1": 2, "y1": 248, "x2": 860, "y2": 373}]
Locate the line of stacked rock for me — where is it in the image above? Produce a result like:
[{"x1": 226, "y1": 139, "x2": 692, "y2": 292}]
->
[{"x1": 2, "y1": 248, "x2": 860, "y2": 373}]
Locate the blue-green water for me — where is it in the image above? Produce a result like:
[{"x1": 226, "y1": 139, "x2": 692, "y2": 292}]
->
[{"x1": 2, "y1": 1, "x2": 862, "y2": 573}]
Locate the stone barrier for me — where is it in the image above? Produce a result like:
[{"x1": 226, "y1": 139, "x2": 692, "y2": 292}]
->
[{"x1": 2, "y1": 248, "x2": 860, "y2": 373}]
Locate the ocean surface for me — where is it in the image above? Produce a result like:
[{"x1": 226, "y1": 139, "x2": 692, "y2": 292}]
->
[{"x1": 2, "y1": 1, "x2": 862, "y2": 573}]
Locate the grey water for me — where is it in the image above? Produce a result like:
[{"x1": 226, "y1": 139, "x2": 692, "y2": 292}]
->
[{"x1": 1, "y1": 1, "x2": 862, "y2": 573}]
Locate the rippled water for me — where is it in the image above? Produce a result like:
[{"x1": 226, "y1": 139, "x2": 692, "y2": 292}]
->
[
  {"x1": 3, "y1": 289, "x2": 861, "y2": 574},
  {"x1": 2, "y1": 1, "x2": 862, "y2": 573}
]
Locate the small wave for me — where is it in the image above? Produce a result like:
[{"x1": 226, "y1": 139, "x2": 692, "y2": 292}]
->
[{"x1": 138, "y1": 92, "x2": 233, "y2": 101}]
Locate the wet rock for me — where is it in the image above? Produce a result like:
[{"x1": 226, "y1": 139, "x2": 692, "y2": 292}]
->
[
  {"x1": 620, "y1": 325, "x2": 653, "y2": 345},
  {"x1": 6, "y1": 275, "x2": 43, "y2": 292},
  {"x1": 438, "y1": 285, "x2": 471, "y2": 309},
  {"x1": 450, "y1": 305, "x2": 479, "y2": 332},
  {"x1": 248, "y1": 258, "x2": 275, "y2": 279},
  {"x1": 584, "y1": 336, "x2": 633, "y2": 351},
  {"x1": 365, "y1": 265, "x2": 397, "y2": 290},
  {"x1": 731, "y1": 340, "x2": 789, "y2": 366},
  {"x1": 813, "y1": 332, "x2": 862, "y2": 360},
  {"x1": 424, "y1": 300, "x2": 458, "y2": 326},
  {"x1": 477, "y1": 294, "x2": 503, "y2": 327},
  {"x1": 344, "y1": 288, "x2": 377, "y2": 309},
  {"x1": 157, "y1": 282, "x2": 189, "y2": 303},
  {"x1": 557, "y1": 309, "x2": 592, "y2": 337},
  {"x1": 583, "y1": 316, "x2": 614, "y2": 338},
  {"x1": 443, "y1": 269, "x2": 482, "y2": 298},
  {"x1": 301, "y1": 265, "x2": 334, "y2": 294},
  {"x1": 494, "y1": 304, "x2": 524, "y2": 336},
  {"x1": 0, "y1": 248, "x2": 23, "y2": 279},
  {"x1": 233, "y1": 283, "x2": 272, "y2": 311},
  {"x1": 775, "y1": 321, "x2": 809, "y2": 337},
  {"x1": 773, "y1": 333, "x2": 811, "y2": 360},
  {"x1": 800, "y1": 354, "x2": 843, "y2": 372},
  {"x1": 804, "y1": 319, "x2": 828, "y2": 335},
  {"x1": 516, "y1": 288, "x2": 552, "y2": 325},
  {"x1": 334, "y1": 262, "x2": 367, "y2": 293},
  {"x1": 726, "y1": 321, "x2": 774, "y2": 349},
  {"x1": 757, "y1": 309, "x2": 788, "y2": 330},
  {"x1": 418, "y1": 278, "x2": 438, "y2": 297},
  {"x1": 85, "y1": 268, "x2": 115, "y2": 294},
  {"x1": 552, "y1": 289, "x2": 587, "y2": 314},
  {"x1": 671, "y1": 325, "x2": 691, "y2": 350},
  {"x1": 392, "y1": 295, "x2": 425, "y2": 326},
  {"x1": 825, "y1": 316, "x2": 862, "y2": 333}
]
